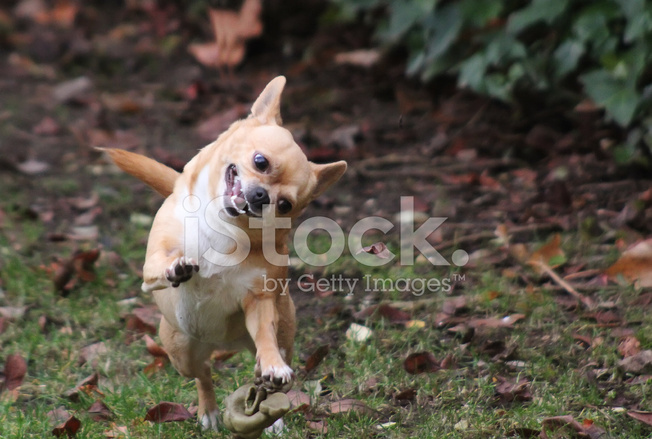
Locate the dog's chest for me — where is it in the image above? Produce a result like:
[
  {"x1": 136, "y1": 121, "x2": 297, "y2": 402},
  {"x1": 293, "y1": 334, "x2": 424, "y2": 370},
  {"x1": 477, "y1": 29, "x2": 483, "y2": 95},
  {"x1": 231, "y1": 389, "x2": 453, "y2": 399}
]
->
[{"x1": 161, "y1": 267, "x2": 264, "y2": 344}]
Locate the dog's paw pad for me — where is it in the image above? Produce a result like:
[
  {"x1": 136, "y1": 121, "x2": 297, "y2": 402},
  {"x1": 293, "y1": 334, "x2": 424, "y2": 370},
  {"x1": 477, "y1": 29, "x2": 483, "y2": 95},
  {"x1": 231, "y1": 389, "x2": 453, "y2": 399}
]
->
[
  {"x1": 256, "y1": 364, "x2": 294, "y2": 392},
  {"x1": 165, "y1": 257, "x2": 199, "y2": 287}
]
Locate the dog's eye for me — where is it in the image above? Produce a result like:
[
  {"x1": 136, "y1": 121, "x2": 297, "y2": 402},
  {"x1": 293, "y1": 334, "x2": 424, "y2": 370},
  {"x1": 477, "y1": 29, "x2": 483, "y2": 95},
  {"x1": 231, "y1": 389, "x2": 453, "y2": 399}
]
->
[
  {"x1": 253, "y1": 153, "x2": 269, "y2": 172},
  {"x1": 278, "y1": 199, "x2": 292, "y2": 214}
]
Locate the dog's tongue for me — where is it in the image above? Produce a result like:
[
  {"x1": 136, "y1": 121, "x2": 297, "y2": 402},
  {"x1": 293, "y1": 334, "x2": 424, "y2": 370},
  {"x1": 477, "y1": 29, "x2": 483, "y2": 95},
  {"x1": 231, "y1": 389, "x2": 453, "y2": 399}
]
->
[
  {"x1": 232, "y1": 195, "x2": 246, "y2": 210},
  {"x1": 230, "y1": 178, "x2": 247, "y2": 212}
]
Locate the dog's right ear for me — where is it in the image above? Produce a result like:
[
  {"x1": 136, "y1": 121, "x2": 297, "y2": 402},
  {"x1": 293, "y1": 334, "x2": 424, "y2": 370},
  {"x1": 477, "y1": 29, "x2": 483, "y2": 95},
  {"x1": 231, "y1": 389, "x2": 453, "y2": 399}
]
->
[{"x1": 251, "y1": 76, "x2": 286, "y2": 125}]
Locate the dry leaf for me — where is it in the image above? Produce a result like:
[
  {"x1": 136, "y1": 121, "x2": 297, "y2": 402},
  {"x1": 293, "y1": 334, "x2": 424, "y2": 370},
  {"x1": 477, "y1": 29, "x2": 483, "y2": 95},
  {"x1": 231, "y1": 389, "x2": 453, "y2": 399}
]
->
[
  {"x1": 628, "y1": 411, "x2": 652, "y2": 427},
  {"x1": 49, "y1": 408, "x2": 82, "y2": 438},
  {"x1": 529, "y1": 234, "x2": 565, "y2": 269},
  {"x1": 541, "y1": 415, "x2": 605, "y2": 439},
  {"x1": 144, "y1": 402, "x2": 193, "y2": 423},
  {"x1": 79, "y1": 342, "x2": 108, "y2": 367},
  {"x1": 404, "y1": 352, "x2": 439, "y2": 374},
  {"x1": 125, "y1": 306, "x2": 160, "y2": 343},
  {"x1": 353, "y1": 304, "x2": 410, "y2": 324},
  {"x1": 2, "y1": 353, "x2": 27, "y2": 392},
  {"x1": 467, "y1": 314, "x2": 526, "y2": 329},
  {"x1": 606, "y1": 239, "x2": 652, "y2": 287},
  {"x1": 394, "y1": 388, "x2": 417, "y2": 403},
  {"x1": 304, "y1": 345, "x2": 329, "y2": 373},
  {"x1": 287, "y1": 390, "x2": 311, "y2": 412},
  {"x1": 0, "y1": 306, "x2": 28, "y2": 319},
  {"x1": 618, "y1": 350, "x2": 652, "y2": 375},
  {"x1": 494, "y1": 376, "x2": 532, "y2": 403},
  {"x1": 329, "y1": 399, "x2": 377, "y2": 418},
  {"x1": 63, "y1": 372, "x2": 99, "y2": 402},
  {"x1": 88, "y1": 400, "x2": 113, "y2": 421},
  {"x1": 143, "y1": 335, "x2": 168, "y2": 358},
  {"x1": 442, "y1": 296, "x2": 467, "y2": 315},
  {"x1": 356, "y1": 242, "x2": 392, "y2": 259},
  {"x1": 618, "y1": 335, "x2": 641, "y2": 358},
  {"x1": 103, "y1": 424, "x2": 129, "y2": 438}
]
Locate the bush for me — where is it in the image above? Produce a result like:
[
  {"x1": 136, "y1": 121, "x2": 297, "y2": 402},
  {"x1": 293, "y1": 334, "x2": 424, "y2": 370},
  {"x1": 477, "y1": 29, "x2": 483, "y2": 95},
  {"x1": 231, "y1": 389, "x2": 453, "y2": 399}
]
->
[{"x1": 328, "y1": 0, "x2": 652, "y2": 161}]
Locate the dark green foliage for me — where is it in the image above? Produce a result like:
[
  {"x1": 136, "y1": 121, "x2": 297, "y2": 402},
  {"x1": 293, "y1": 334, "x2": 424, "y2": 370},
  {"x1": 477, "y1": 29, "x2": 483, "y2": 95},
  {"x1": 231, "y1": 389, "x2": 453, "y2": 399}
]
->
[{"x1": 328, "y1": 0, "x2": 652, "y2": 160}]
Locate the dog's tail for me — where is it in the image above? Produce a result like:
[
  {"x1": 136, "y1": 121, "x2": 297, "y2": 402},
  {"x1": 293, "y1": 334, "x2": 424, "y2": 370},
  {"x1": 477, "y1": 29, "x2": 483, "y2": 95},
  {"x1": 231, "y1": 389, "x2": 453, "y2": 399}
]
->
[{"x1": 99, "y1": 148, "x2": 179, "y2": 197}]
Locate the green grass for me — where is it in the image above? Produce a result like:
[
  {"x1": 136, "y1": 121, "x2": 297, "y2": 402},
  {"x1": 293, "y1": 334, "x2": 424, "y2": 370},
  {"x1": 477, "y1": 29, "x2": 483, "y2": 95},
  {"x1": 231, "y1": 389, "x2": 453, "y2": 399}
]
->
[{"x1": 0, "y1": 203, "x2": 651, "y2": 438}]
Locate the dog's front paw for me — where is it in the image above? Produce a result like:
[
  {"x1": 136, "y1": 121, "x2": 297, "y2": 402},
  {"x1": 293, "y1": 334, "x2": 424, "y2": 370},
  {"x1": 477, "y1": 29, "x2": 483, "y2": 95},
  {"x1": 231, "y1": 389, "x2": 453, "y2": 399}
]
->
[
  {"x1": 164, "y1": 257, "x2": 199, "y2": 287},
  {"x1": 255, "y1": 361, "x2": 294, "y2": 393}
]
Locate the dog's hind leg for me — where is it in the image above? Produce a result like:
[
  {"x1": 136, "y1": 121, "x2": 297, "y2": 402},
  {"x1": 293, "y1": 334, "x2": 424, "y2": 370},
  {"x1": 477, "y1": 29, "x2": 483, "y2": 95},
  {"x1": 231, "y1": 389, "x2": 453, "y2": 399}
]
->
[{"x1": 159, "y1": 317, "x2": 220, "y2": 430}]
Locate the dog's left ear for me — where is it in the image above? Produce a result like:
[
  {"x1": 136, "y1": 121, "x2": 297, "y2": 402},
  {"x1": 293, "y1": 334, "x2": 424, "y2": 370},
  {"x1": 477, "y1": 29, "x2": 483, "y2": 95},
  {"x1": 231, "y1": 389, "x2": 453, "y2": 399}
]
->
[
  {"x1": 310, "y1": 161, "x2": 347, "y2": 200},
  {"x1": 251, "y1": 76, "x2": 286, "y2": 125}
]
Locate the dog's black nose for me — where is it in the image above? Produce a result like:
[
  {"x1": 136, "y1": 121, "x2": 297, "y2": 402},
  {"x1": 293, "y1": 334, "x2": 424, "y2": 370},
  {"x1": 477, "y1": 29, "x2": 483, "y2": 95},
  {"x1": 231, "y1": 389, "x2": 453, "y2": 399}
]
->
[{"x1": 247, "y1": 187, "x2": 270, "y2": 211}]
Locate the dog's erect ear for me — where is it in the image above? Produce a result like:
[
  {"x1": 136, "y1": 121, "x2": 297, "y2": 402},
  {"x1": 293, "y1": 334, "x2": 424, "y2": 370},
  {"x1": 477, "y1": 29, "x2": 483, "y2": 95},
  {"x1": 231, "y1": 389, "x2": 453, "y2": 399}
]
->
[
  {"x1": 310, "y1": 160, "x2": 347, "y2": 200},
  {"x1": 251, "y1": 76, "x2": 286, "y2": 125}
]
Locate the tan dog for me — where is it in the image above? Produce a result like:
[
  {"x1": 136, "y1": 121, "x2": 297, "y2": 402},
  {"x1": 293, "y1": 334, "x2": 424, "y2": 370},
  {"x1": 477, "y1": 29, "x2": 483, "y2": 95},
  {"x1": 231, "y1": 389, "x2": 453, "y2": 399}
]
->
[{"x1": 103, "y1": 76, "x2": 346, "y2": 431}]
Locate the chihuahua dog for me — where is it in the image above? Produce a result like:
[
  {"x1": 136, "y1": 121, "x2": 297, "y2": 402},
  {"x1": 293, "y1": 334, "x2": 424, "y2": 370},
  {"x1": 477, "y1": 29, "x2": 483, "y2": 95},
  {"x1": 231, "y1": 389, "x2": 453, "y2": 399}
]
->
[{"x1": 103, "y1": 76, "x2": 346, "y2": 431}]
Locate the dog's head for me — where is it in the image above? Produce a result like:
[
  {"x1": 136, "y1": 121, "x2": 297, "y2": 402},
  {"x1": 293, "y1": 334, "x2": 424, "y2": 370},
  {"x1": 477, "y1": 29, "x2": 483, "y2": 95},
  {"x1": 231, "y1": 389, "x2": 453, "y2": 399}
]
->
[{"x1": 210, "y1": 76, "x2": 347, "y2": 222}]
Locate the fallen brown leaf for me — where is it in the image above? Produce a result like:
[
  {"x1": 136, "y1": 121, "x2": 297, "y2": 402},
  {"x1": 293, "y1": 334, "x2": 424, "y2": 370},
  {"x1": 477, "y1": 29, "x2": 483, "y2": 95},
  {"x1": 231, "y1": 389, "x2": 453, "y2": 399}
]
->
[
  {"x1": 2, "y1": 353, "x2": 27, "y2": 392},
  {"x1": 287, "y1": 390, "x2": 311, "y2": 412},
  {"x1": 394, "y1": 388, "x2": 417, "y2": 403},
  {"x1": 63, "y1": 372, "x2": 99, "y2": 402},
  {"x1": 442, "y1": 296, "x2": 468, "y2": 315},
  {"x1": 353, "y1": 304, "x2": 410, "y2": 324},
  {"x1": 404, "y1": 352, "x2": 439, "y2": 374},
  {"x1": 0, "y1": 306, "x2": 27, "y2": 319},
  {"x1": 606, "y1": 239, "x2": 652, "y2": 287},
  {"x1": 618, "y1": 335, "x2": 641, "y2": 358},
  {"x1": 628, "y1": 411, "x2": 652, "y2": 427},
  {"x1": 329, "y1": 399, "x2": 377, "y2": 418},
  {"x1": 618, "y1": 350, "x2": 652, "y2": 375},
  {"x1": 88, "y1": 400, "x2": 113, "y2": 421},
  {"x1": 494, "y1": 376, "x2": 532, "y2": 403},
  {"x1": 103, "y1": 424, "x2": 129, "y2": 438},
  {"x1": 143, "y1": 335, "x2": 168, "y2": 358},
  {"x1": 304, "y1": 345, "x2": 329, "y2": 373},
  {"x1": 529, "y1": 233, "x2": 565, "y2": 269},
  {"x1": 144, "y1": 402, "x2": 193, "y2": 423},
  {"x1": 125, "y1": 306, "x2": 160, "y2": 343},
  {"x1": 48, "y1": 407, "x2": 82, "y2": 438},
  {"x1": 541, "y1": 415, "x2": 605, "y2": 439},
  {"x1": 356, "y1": 242, "x2": 392, "y2": 259},
  {"x1": 466, "y1": 314, "x2": 526, "y2": 329},
  {"x1": 79, "y1": 342, "x2": 108, "y2": 367}
]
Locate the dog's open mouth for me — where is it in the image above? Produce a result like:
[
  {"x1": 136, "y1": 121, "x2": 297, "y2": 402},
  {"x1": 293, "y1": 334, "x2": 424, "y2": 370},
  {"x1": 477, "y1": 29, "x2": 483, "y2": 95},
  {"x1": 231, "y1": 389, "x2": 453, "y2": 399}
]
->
[{"x1": 225, "y1": 164, "x2": 263, "y2": 217}]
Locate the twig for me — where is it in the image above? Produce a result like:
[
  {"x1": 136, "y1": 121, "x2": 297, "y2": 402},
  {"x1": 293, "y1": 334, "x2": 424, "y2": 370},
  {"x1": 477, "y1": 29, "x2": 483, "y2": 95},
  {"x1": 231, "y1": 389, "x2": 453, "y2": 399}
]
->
[{"x1": 529, "y1": 260, "x2": 596, "y2": 309}]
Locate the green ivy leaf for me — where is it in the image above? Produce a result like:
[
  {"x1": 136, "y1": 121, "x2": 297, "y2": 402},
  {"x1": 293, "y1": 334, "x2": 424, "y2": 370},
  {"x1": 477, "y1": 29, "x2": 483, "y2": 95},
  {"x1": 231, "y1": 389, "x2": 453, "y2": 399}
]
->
[
  {"x1": 580, "y1": 70, "x2": 641, "y2": 126},
  {"x1": 458, "y1": 53, "x2": 488, "y2": 92},
  {"x1": 459, "y1": 0, "x2": 503, "y2": 27},
  {"x1": 507, "y1": 0, "x2": 568, "y2": 34},
  {"x1": 423, "y1": 3, "x2": 462, "y2": 61},
  {"x1": 382, "y1": 0, "x2": 437, "y2": 42},
  {"x1": 553, "y1": 39, "x2": 584, "y2": 80}
]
